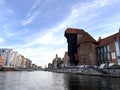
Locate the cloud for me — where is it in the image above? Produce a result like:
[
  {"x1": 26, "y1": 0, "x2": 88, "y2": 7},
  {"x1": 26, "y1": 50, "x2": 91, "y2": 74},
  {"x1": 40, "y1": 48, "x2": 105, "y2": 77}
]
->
[
  {"x1": 22, "y1": 11, "x2": 38, "y2": 26},
  {"x1": 22, "y1": 30, "x2": 66, "y2": 48},
  {"x1": 0, "y1": 38, "x2": 4, "y2": 43},
  {"x1": 7, "y1": 9, "x2": 15, "y2": 15},
  {"x1": 17, "y1": 0, "x2": 119, "y2": 67},
  {"x1": 31, "y1": 0, "x2": 41, "y2": 10},
  {"x1": 41, "y1": 0, "x2": 117, "y2": 34},
  {"x1": 15, "y1": 46, "x2": 67, "y2": 67},
  {"x1": 3, "y1": 0, "x2": 118, "y2": 67},
  {"x1": 37, "y1": 32, "x2": 53, "y2": 45},
  {"x1": 22, "y1": 0, "x2": 52, "y2": 26},
  {"x1": 29, "y1": 0, "x2": 118, "y2": 43},
  {"x1": 68, "y1": 0, "x2": 117, "y2": 24}
]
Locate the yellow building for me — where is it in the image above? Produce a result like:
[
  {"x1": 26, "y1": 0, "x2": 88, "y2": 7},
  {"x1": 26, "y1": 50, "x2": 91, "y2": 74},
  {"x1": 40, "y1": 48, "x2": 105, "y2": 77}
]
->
[{"x1": 0, "y1": 55, "x2": 4, "y2": 67}]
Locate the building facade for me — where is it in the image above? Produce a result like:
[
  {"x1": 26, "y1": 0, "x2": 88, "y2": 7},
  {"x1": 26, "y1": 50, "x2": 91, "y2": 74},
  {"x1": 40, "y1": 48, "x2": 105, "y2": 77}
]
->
[
  {"x1": 0, "y1": 48, "x2": 34, "y2": 68},
  {"x1": 65, "y1": 28, "x2": 120, "y2": 66},
  {"x1": 65, "y1": 28, "x2": 97, "y2": 66},
  {"x1": 97, "y1": 30, "x2": 120, "y2": 65},
  {"x1": 52, "y1": 54, "x2": 63, "y2": 69},
  {"x1": 0, "y1": 48, "x2": 13, "y2": 66},
  {"x1": 26, "y1": 58, "x2": 32, "y2": 68},
  {"x1": 48, "y1": 63, "x2": 53, "y2": 69},
  {"x1": 63, "y1": 52, "x2": 70, "y2": 66},
  {"x1": 0, "y1": 55, "x2": 4, "y2": 67}
]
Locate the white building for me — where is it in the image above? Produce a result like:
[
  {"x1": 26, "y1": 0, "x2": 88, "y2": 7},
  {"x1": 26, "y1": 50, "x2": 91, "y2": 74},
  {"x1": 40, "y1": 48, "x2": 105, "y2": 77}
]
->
[
  {"x1": 0, "y1": 48, "x2": 13, "y2": 66},
  {"x1": 0, "y1": 48, "x2": 33, "y2": 68}
]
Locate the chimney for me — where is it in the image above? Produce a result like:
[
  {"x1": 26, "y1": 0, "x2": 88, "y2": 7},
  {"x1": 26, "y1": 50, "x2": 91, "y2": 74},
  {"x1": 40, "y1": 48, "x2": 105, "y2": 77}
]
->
[{"x1": 98, "y1": 36, "x2": 101, "y2": 41}]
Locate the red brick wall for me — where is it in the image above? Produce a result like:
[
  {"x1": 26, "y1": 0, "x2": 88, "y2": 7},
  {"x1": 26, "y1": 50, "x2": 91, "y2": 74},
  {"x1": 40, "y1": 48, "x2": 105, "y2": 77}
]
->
[
  {"x1": 78, "y1": 43, "x2": 97, "y2": 66},
  {"x1": 109, "y1": 41, "x2": 118, "y2": 64}
]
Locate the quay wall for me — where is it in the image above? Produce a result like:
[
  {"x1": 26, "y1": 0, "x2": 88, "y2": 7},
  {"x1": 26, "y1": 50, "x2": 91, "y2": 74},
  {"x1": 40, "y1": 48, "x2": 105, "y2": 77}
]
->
[
  {"x1": 103, "y1": 68, "x2": 120, "y2": 75},
  {"x1": 47, "y1": 67, "x2": 120, "y2": 77}
]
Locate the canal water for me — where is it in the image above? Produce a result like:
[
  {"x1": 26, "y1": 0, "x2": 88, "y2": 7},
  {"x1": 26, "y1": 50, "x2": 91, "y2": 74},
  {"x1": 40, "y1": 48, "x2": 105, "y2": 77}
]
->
[{"x1": 0, "y1": 71, "x2": 120, "y2": 90}]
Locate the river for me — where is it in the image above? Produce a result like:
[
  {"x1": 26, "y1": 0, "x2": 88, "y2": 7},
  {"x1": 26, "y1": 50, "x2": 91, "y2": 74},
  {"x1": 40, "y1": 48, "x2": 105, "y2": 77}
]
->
[{"x1": 0, "y1": 71, "x2": 120, "y2": 90}]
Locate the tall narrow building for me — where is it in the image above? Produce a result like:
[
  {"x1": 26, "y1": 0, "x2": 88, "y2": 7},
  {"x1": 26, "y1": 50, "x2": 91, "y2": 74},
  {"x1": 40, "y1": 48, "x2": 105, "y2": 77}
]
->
[
  {"x1": 65, "y1": 28, "x2": 97, "y2": 66},
  {"x1": 0, "y1": 48, "x2": 13, "y2": 66}
]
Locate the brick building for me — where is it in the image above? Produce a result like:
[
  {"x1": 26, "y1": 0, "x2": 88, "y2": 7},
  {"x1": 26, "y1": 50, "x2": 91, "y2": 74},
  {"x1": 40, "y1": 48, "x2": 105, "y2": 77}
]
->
[
  {"x1": 63, "y1": 52, "x2": 70, "y2": 66},
  {"x1": 48, "y1": 63, "x2": 53, "y2": 69},
  {"x1": 97, "y1": 30, "x2": 120, "y2": 65},
  {"x1": 65, "y1": 28, "x2": 97, "y2": 66},
  {"x1": 52, "y1": 54, "x2": 62, "y2": 68},
  {"x1": 65, "y1": 28, "x2": 120, "y2": 66}
]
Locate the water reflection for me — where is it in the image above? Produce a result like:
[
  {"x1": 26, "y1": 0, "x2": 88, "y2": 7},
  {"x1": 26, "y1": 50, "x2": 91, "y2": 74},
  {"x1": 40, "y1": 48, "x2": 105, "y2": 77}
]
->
[
  {"x1": 0, "y1": 71, "x2": 65, "y2": 90},
  {"x1": 0, "y1": 71, "x2": 120, "y2": 90},
  {"x1": 64, "y1": 74, "x2": 120, "y2": 90}
]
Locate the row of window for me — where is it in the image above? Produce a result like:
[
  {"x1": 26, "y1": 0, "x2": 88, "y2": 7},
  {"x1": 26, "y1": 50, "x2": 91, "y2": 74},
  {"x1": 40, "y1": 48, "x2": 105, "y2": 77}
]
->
[
  {"x1": 98, "y1": 38, "x2": 120, "y2": 65},
  {"x1": 97, "y1": 45, "x2": 111, "y2": 65},
  {"x1": 98, "y1": 45, "x2": 110, "y2": 54}
]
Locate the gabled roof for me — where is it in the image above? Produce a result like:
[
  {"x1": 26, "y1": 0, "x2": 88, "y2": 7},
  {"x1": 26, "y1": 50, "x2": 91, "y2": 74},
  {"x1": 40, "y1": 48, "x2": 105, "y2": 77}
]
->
[
  {"x1": 98, "y1": 32, "x2": 120, "y2": 47},
  {"x1": 65, "y1": 28, "x2": 97, "y2": 44},
  {"x1": 65, "y1": 28, "x2": 85, "y2": 34}
]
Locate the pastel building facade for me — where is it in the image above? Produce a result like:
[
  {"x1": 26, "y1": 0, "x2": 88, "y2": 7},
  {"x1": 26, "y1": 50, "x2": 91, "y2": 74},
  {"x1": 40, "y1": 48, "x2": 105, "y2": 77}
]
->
[
  {"x1": 26, "y1": 58, "x2": 32, "y2": 68},
  {"x1": 9, "y1": 51, "x2": 21, "y2": 67},
  {"x1": 0, "y1": 48, "x2": 33, "y2": 68},
  {"x1": 0, "y1": 55, "x2": 4, "y2": 67},
  {"x1": 0, "y1": 48, "x2": 13, "y2": 66}
]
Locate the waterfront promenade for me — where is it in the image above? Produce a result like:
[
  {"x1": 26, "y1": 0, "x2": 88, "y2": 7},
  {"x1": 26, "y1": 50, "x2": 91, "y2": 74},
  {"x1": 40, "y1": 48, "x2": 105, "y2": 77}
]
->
[
  {"x1": 46, "y1": 66, "x2": 120, "y2": 78},
  {"x1": 1, "y1": 65, "x2": 120, "y2": 78}
]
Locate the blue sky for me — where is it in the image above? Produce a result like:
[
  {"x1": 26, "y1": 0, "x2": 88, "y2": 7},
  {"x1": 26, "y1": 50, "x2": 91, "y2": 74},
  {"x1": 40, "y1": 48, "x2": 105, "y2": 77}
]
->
[{"x1": 0, "y1": 0, "x2": 120, "y2": 67}]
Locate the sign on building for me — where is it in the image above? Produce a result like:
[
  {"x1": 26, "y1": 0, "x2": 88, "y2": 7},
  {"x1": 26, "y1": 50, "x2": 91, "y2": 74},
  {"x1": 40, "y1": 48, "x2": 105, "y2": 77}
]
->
[{"x1": 111, "y1": 52, "x2": 116, "y2": 59}]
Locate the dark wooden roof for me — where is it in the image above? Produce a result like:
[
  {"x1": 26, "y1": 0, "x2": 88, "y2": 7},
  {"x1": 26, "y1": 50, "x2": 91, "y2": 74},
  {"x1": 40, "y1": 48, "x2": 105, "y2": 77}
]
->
[{"x1": 65, "y1": 28, "x2": 97, "y2": 44}]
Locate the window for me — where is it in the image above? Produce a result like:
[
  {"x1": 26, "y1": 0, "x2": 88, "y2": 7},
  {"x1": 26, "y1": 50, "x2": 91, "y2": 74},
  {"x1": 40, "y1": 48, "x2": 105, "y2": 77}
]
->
[
  {"x1": 107, "y1": 45, "x2": 110, "y2": 52},
  {"x1": 104, "y1": 53, "x2": 107, "y2": 60},
  {"x1": 2, "y1": 50, "x2": 4, "y2": 53},
  {"x1": 97, "y1": 45, "x2": 111, "y2": 65},
  {"x1": 101, "y1": 54, "x2": 103, "y2": 62},
  {"x1": 107, "y1": 53, "x2": 110, "y2": 61},
  {"x1": 115, "y1": 38, "x2": 120, "y2": 64},
  {"x1": 104, "y1": 46, "x2": 106, "y2": 53},
  {"x1": 97, "y1": 48, "x2": 100, "y2": 54},
  {"x1": 101, "y1": 47, "x2": 103, "y2": 53}
]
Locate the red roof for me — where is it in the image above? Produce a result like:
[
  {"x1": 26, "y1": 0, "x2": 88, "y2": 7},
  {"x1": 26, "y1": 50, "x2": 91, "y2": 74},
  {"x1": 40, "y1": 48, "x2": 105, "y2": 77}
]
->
[
  {"x1": 65, "y1": 28, "x2": 84, "y2": 34},
  {"x1": 98, "y1": 32, "x2": 120, "y2": 46},
  {"x1": 65, "y1": 28, "x2": 97, "y2": 44}
]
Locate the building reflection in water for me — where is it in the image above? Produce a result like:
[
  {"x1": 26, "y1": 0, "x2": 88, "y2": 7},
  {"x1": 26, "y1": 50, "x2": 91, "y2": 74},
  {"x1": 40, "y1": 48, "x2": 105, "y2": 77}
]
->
[
  {"x1": 63, "y1": 74, "x2": 120, "y2": 90},
  {"x1": 1, "y1": 72, "x2": 120, "y2": 90}
]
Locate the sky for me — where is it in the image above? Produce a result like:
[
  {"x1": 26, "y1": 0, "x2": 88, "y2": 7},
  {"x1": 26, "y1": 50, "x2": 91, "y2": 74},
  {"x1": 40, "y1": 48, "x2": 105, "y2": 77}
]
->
[{"x1": 0, "y1": 0, "x2": 120, "y2": 67}]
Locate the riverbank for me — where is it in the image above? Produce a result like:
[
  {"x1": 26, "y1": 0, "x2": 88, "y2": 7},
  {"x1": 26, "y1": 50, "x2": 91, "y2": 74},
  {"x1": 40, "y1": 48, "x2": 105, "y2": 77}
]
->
[
  {"x1": 46, "y1": 66, "x2": 120, "y2": 78},
  {"x1": 0, "y1": 67, "x2": 17, "y2": 71},
  {"x1": 0, "y1": 67, "x2": 41, "y2": 71}
]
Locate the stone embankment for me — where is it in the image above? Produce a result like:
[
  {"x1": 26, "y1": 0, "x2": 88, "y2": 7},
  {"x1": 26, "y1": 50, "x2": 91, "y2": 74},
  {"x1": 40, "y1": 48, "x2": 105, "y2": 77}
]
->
[{"x1": 46, "y1": 66, "x2": 120, "y2": 77}]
